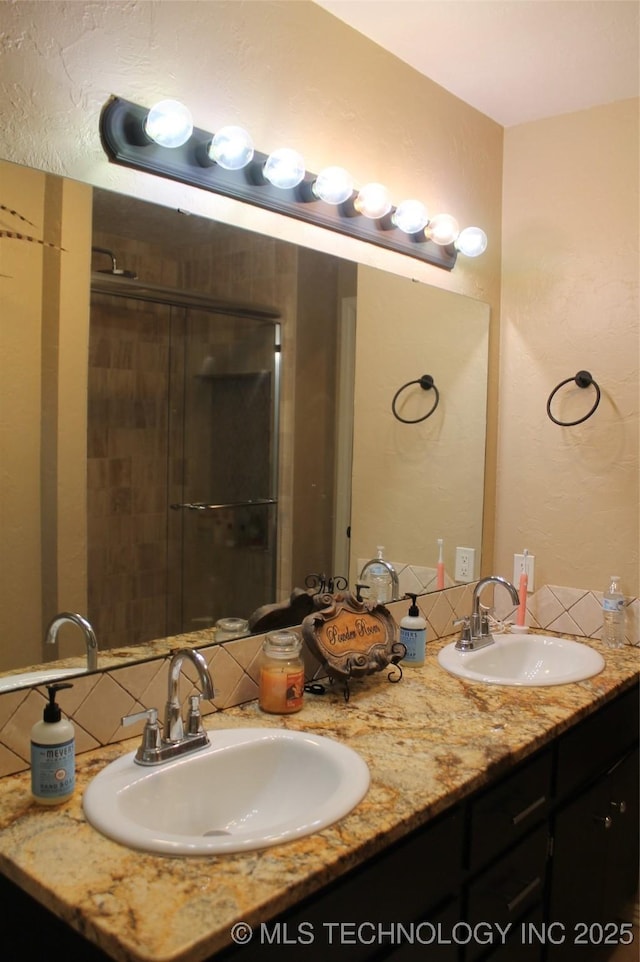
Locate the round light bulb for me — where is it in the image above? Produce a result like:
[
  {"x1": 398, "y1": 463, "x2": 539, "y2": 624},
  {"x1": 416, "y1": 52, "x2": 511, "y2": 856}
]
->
[
  {"x1": 455, "y1": 226, "x2": 488, "y2": 257},
  {"x1": 312, "y1": 166, "x2": 354, "y2": 205},
  {"x1": 353, "y1": 182, "x2": 392, "y2": 219},
  {"x1": 263, "y1": 148, "x2": 306, "y2": 189},
  {"x1": 144, "y1": 100, "x2": 193, "y2": 148},
  {"x1": 392, "y1": 200, "x2": 429, "y2": 234},
  {"x1": 208, "y1": 126, "x2": 254, "y2": 170},
  {"x1": 425, "y1": 213, "x2": 460, "y2": 246}
]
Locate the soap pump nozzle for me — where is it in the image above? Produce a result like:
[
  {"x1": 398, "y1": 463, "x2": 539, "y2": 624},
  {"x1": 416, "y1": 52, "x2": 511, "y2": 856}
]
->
[
  {"x1": 43, "y1": 682, "x2": 73, "y2": 723},
  {"x1": 406, "y1": 593, "x2": 419, "y2": 616}
]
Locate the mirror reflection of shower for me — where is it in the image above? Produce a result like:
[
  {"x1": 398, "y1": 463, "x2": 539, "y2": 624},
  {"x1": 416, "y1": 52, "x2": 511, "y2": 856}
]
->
[
  {"x1": 88, "y1": 190, "x2": 354, "y2": 652},
  {"x1": 88, "y1": 270, "x2": 280, "y2": 650}
]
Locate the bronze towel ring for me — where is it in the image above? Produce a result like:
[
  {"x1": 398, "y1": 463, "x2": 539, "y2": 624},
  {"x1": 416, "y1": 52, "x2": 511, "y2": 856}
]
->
[
  {"x1": 392, "y1": 374, "x2": 440, "y2": 424},
  {"x1": 546, "y1": 370, "x2": 601, "y2": 426}
]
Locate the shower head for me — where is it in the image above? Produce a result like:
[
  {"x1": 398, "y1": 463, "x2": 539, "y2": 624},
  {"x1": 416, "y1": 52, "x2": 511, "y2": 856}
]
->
[
  {"x1": 91, "y1": 246, "x2": 138, "y2": 280},
  {"x1": 102, "y1": 267, "x2": 138, "y2": 279}
]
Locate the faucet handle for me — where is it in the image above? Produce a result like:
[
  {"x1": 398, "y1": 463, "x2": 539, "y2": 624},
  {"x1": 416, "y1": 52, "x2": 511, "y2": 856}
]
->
[
  {"x1": 186, "y1": 694, "x2": 205, "y2": 736},
  {"x1": 454, "y1": 617, "x2": 473, "y2": 651},
  {"x1": 122, "y1": 706, "x2": 158, "y2": 727},
  {"x1": 478, "y1": 603, "x2": 492, "y2": 637},
  {"x1": 121, "y1": 707, "x2": 163, "y2": 758}
]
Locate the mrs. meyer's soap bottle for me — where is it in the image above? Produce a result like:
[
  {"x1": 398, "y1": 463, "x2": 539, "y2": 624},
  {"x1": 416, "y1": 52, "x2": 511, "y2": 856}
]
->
[
  {"x1": 399, "y1": 594, "x2": 427, "y2": 666},
  {"x1": 31, "y1": 683, "x2": 75, "y2": 804},
  {"x1": 259, "y1": 631, "x2": 304, "y2": 714}
]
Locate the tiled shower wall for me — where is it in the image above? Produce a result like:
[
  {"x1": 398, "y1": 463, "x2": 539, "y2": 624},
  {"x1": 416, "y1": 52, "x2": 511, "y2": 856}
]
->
[
  {"x1": 2, "y1": 581, "x2": 635, "y2": 779},
  {"x1": 88, "y1": 292, "x2": 173, "y2": 649}
]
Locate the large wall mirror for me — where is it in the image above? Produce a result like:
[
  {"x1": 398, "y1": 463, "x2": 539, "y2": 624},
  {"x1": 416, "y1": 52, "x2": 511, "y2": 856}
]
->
[{"x1": 0, "y1": 158, "x2": 489, "y2": 681}]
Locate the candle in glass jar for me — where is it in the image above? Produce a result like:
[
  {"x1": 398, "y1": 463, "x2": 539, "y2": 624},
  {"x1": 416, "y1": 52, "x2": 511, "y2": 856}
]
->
[{"x1": 259, "y1": 630, "x2": 304, "y2": 714}]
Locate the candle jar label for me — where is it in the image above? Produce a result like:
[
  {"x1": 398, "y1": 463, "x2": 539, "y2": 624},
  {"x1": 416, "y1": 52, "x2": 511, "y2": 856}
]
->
[{"x1": 259, "y1": 665, "x2": 304, "y2": 714}]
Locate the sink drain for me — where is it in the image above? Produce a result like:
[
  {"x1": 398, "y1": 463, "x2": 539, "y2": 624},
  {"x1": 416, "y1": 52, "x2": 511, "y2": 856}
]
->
[{"x1": 202, "y1": 829, "x2": 232, "y2": 837}]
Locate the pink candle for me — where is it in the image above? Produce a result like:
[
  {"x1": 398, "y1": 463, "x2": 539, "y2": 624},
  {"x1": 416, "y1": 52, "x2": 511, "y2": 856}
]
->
[
  {"x1": 436, "y1": 539, "x2": 445, "y2": 590},
  {"x1": 516, "y1": 571, "x2": 528, "y2": 627}
]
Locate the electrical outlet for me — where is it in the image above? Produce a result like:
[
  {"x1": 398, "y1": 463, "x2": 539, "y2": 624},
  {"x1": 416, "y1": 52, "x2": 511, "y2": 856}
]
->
[
  {"x1": 455, "y1": 546, "x2": 476, "y2": 582},
  {"x1": 513, "y1": 553, "x2": 535, "y2": 592}
]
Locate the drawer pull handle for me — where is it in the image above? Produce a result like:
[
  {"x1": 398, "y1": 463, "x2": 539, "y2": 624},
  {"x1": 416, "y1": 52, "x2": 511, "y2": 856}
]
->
[
  {"x1": 511, "y1": 795, "x2": 546, "y2": 826},
  {"x1": 506, "y1": 877, "x2": 541, "y2": 913},
  {"x1": 610, "y1": 800, "x2": 627, "y2": 814}
]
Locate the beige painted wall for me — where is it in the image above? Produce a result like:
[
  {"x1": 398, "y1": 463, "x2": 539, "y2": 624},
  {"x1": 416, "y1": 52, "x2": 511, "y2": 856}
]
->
[
  {"x1": 498, "y1": 100, "x2": 639, "y2": 595},
  {"x1": 0, "y1": 163, "x2": 92, "y2": 668}
]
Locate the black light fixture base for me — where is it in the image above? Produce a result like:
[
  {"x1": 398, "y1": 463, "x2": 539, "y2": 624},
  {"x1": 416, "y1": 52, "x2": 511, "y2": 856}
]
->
[{"x1": 99, "y1": 97, "x2": 458, "y2": 271}]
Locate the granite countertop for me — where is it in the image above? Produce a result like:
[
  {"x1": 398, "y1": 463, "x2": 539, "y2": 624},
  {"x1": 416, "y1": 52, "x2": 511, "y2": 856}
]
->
[{"x1": 0, "y1": 633, "x2": 637, "y2": 962}]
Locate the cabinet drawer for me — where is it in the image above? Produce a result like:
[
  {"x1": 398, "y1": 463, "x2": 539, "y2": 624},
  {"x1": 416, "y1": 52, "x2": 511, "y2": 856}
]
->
[
  {"x1": 555, "y1": 684, "x2": 639, "y2": 800},
  {"x1": 471, "y1": 904, "x2": 544, "y2": 962},
  {"x1": 466, "y1": 826, "x2": 549, "y2": 961},
  {"x1": 467, "y1": 749, "x2": 552, "y2": 869}
]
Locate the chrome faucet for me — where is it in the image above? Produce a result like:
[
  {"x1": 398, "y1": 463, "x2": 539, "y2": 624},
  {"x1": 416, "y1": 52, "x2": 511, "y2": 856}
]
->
[
  {"x1": 122, "y1": 647, "x2": 215, "y2": 766},
  {"x1": 456, "y1": 576, "x2": 520, "y2": 651},
  {"x1": 45, "y1": 611, "x2": 98, "y2": 671},
  {"x1": 164, "y1": 647, "x2": 214, "y2": 742},
  {"x1": 358, "y1": 558, "x2": 400, "y2": 602}
]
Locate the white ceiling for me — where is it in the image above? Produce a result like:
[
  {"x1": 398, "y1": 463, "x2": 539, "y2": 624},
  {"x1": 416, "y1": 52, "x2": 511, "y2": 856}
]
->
[{"x1": 313, "y1": 0, "x2": 640, "y2": 126}]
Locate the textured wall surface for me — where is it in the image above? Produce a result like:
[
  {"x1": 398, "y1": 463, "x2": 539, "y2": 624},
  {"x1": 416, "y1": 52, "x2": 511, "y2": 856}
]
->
[
  {"x1": 0, "y1": 0, "x2": 503, "y2": 301},
  {"x1": 498, "y1": 100, "x2": 639, "y2": 596}
]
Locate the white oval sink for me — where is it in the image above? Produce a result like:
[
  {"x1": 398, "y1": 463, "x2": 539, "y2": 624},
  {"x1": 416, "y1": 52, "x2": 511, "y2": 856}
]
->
[
  {"x1": 438, "y1": 633, "x2": 605, "y2": 686},
  {"x1": 0, "y1": 667, "x2": 86, "y2": 693},
  {"x1": 83, "y1": 727, "x2": 370, "y2": 855}
]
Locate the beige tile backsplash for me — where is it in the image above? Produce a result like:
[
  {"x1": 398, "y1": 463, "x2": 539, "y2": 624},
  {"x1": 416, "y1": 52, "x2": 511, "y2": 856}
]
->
[{"x1": 0, "y1": 582, "x2": 636, "y2": 778}]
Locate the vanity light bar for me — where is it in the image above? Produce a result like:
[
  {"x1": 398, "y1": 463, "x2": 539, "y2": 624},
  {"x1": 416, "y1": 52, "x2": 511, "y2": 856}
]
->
[{"x1": 100, "y1": 97, "x2": 485, "y2": 271}]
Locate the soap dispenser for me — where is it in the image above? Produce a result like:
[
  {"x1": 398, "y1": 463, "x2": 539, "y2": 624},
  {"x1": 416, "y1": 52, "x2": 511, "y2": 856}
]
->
[
  {"x1": 400, "y1": 594, "x2": 427, "y2": 666},
  {"x1": 30, "y1": 683, "x2": 75, "y2": 804}
]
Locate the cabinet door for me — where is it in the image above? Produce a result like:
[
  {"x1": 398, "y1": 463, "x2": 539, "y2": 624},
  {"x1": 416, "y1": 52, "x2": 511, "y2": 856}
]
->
[
  {"x1": 603, "y1": 745, "x2": 639, "y2": 922},
  {"x1": 549, "y1": 777, "x2": 609, "y2": 933},
  {"x1": 548, "y1": 745, "x2": 640, "y2": 962}
]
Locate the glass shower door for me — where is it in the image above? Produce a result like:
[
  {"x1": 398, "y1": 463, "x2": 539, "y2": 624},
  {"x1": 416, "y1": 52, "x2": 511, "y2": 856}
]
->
[{"x1": 168, "y1": 310, "x2": 280, "y2": 632}]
